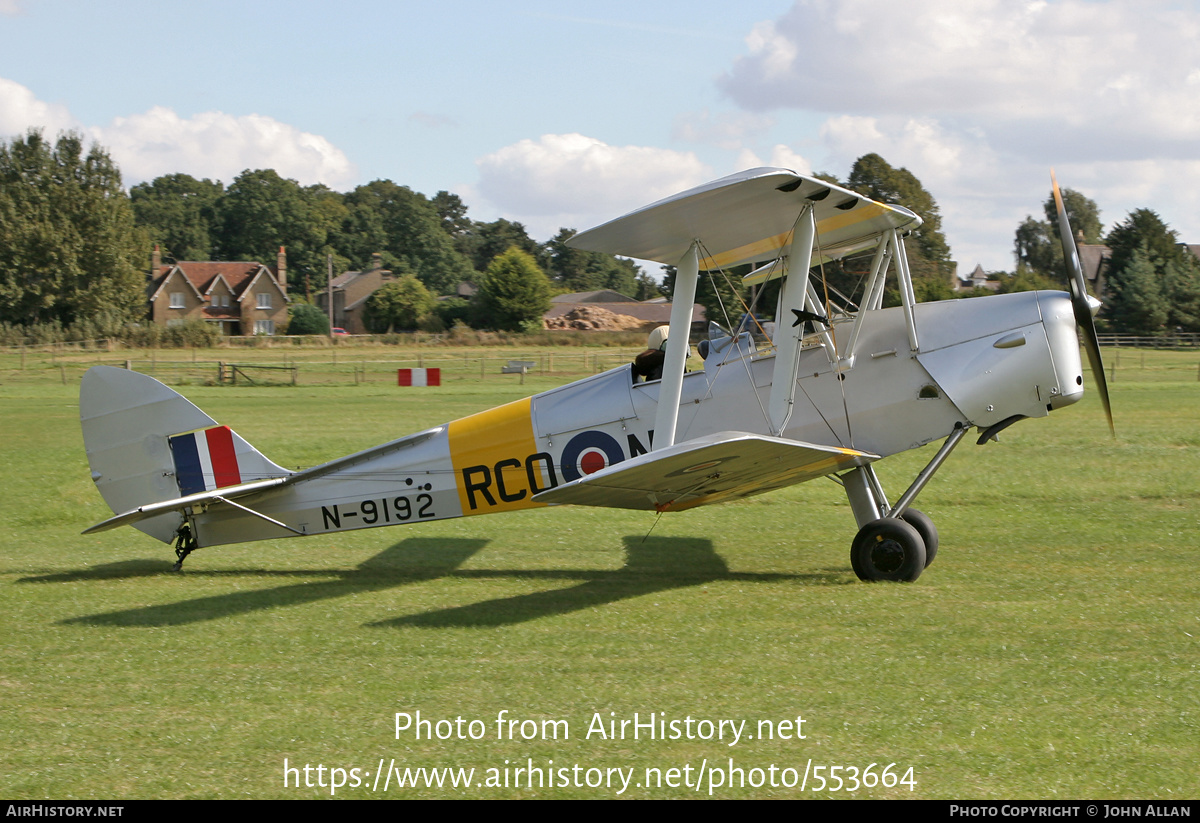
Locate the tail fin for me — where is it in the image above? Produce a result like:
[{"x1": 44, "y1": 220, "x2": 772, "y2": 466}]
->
[{"x1": 80, "y1": 366, "x2": 288, "y2": 543}]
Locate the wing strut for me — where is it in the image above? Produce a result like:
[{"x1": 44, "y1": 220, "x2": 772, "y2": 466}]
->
[
  {"x1": 769, "y1": 204, "x2": 816, "y2": 435},
  {"x1": 653, "y1": 241, "x2": 700, "y2": 450}
]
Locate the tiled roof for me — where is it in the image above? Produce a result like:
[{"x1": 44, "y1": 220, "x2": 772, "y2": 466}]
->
[
  {"x1": 551, "y1": 289, "x2": 638, "y2": 303},
  {"x1": 154, "y1": 261, "x2": 270, "y2": 296}
]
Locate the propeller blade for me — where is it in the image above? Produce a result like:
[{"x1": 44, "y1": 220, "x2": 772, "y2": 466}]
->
[{"x1": 1051, "y1": 171, "x2": 1115, "y2": 436}]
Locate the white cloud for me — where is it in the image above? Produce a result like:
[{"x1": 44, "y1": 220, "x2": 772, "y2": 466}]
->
[
  {"x1": 717, "y1": 1, "x2": 1200, "y2": 271},
  {"x1": 94, "y1": 107, "x2": 356, "y2": 188},
  {"x1": 0, "y1": 77, "x2": 355, "y2": 188},
  {"x1": 475, "y1": 133, "x2": 710, "y2": 234},
  {"x1": 0, "y1": 77, "x2": 76, "y2": 137},
  {"x1": 0, "y1": 0, "x2": 21, "y2": 16},
  {"x1": 721, "y1": 0, "x2": 1200, "y2": 160}
]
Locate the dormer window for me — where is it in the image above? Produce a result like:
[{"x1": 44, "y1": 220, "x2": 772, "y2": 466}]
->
[
  {"x1": 257, "y1": 293, "x2": 272, "y2": 309},
  {"x1": 170, "y1": 292, "x2": 185, "y2": 309}
]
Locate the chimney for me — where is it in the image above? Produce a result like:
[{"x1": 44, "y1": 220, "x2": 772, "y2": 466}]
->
[
  {"x1": 370, "y1": 252, "x2": 383, "y2": 271},
  {"x1": 151, "y1": 245, "x2": 162, "y2": 277},
  {"x1": 277, "y1": 246, "x2": 288, "y2": 296}
]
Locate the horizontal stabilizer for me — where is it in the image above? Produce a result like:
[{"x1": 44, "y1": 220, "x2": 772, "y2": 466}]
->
[
  {"x1": 533, "y1": 431, "x2": 876, "y2": 512},
  {"x1": 82, "y1": 477, "x2": 289, "y2": 534}
]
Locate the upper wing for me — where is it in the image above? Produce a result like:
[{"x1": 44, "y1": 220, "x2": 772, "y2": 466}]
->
[
  {"x1": 533, "y1": 431, "x2": 877, "y2": 512},
  {"x1": 566, "y1": 167, "x2": 921, "y2": 271}
]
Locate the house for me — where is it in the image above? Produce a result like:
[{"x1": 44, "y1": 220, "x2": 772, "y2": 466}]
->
[
  {"x1": 954, "y1": 264, "x2": 1000, "y2": 292},
  {"x1": 1077, "y1": 242, "x2": 1111, "y2": 298},
  {"x1": 316, "y1": 253, "x2": 393, "y2": 335},
  {"x1": 148, "y1": 246, "x2": 289, "y2": 335}
]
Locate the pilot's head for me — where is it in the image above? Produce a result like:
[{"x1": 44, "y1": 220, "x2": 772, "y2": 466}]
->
[{"x1": 647, "y1": 325, "x2": 669, "y2": 351}]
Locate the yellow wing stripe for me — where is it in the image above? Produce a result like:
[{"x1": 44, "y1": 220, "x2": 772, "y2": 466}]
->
[{"x1": 701, "y1": 202, "x2": 893, "y2": 271}]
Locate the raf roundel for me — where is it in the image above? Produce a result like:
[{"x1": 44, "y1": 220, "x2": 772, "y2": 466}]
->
[{"x1": 559, "y1": 431, "x2": 626, "y2": 483}]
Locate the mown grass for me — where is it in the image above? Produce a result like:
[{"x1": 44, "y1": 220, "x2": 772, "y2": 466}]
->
[{"x1": 0, "y1": 347, "x2": 1197, "y2": 798}]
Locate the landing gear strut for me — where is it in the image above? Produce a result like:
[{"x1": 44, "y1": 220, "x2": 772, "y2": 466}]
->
[
  {"x1": 172, "y1": 523, "x2": 197, "y2": 571},
  {"x1": 840, "y1": 425, "x2": 965, "y2": 582}
]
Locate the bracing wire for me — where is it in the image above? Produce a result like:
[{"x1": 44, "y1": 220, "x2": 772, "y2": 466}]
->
[{"x1": 811, "y1": 229, "x2": 855, "y2": 448}]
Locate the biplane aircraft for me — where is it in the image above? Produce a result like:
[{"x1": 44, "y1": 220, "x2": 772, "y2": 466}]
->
[{"x1": 80, "y1": 168, "x2": 1112, "y2": 582}]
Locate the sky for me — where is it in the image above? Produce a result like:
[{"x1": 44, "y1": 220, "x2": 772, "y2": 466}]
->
[{"x1": 3, "y1": 0, "x2": 1199, "y2": 276}]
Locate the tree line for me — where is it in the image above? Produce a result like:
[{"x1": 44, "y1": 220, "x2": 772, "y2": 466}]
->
[
  {"x1": 1, "y1": 128, "x2": 1194, "y2": 340},
  {"x1": 1012, "y1": 189, "x2": 1200, "y2": 335},
  {"x1": 0, "y1": 129, "x2": 659, "y2": 337}
]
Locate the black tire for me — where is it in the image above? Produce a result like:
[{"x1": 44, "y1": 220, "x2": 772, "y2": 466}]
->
[
  {"x1": 898, "y1": 508, "x2": 938, "y2": 568},
  {"x1": 851, "y1": 518, "x2": 926, "y2": 582}
]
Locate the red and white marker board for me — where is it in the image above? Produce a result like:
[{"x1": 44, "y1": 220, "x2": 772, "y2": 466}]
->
[{"x1": 397, "y1": 368, "x2": 441, "y2": 387}]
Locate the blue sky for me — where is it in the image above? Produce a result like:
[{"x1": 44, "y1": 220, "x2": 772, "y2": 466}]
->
[{"x1": 3, "y1": 0, "x2": 1199, "y2": 275}]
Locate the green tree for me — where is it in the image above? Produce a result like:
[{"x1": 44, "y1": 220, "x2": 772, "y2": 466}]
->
[
  {"x1": 544, "y1": 228, "x2": 640, "y2": 295},
  {"x1": 287, "y1": 302, "x2": 330, "y2": 335},
  {"x1": 661, "y1": 263, "x2": 752, "y2": 330},
  {"x1": 340, "y1": 180, "x2": 474, "y2": 295},
  {"x1": 996, "y1": 266, "x2": 1060, "y2": 294},
  {"x1": 1104, "y1": 242, "x2": 1169, "y2": 335},
  {"x1": 362, "y1": 274, "x2": 437, "y2": 332},
  {"x1": 846, "y1": 153, "x2": 952, "y2": 281},
  {"x1": 1104, "y1": 210, "x2": 1200, "y2": 333},
  {"x1": 1044, "y1": 187, "x2": 1103, "y2": 245},
  {"x1": 130, "y1": 173, "x2": 224, "y2": 261},
  {"x1": 0, "y1": 130, "x2": 146, "y2": 326},
  {"x1": 432, "y1": 190, "x2": 472, "y2": 238},
  {"x1": 457, "y1": 217, "x2": 541, "y2": 272},
  {"x1": 1014, "y1": 187, "x2": 1103, "y2": 285},
  {"x1": 472, "y1": 246, "x2": 552, "y2": 331},
  {"x1": 634, "y1": 270, "x2": 667, "y2": 301},
  {"x1": 1013, "y1": 216, "x2": 1057, "y2": 281},
  {"x1": 214, "y1": 170, "x2": 343, "y2": 297}
]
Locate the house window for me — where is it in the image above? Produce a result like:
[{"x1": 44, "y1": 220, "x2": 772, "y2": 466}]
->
[
  {"x1": 169, "y1": 292, "x2": 185, "y2": 309},
  {"x1": 256, "y1": 293, "x2": 272, "y2": 309},
  {"x1": 211, "y1": 294, "x2": 219, "y2": 306},
  {"x1": 222, "y1": 294, "x2": 230, "y2": 307},
  {"x1": 254, "y1": 320, "x2": 275, "y2": 335}
]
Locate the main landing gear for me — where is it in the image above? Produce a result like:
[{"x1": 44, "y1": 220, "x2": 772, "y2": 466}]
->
[
  {"x1": 841, "y1": 425, "x2": 964, "y2": 582},
  {"x1": 850, "y1": 517, "x2": 927, "y2": 582}
]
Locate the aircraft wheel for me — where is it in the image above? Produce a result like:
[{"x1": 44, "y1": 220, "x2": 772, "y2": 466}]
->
[
  {"x1": 898, "y1": 508, "x2": 938, "y2": 568},
  {"x1": 851, "y1": 518, "x2": 926, "y2": 582}
]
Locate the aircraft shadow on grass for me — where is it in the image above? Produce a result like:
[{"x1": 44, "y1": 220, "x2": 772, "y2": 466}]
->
[{"x1": 39, "y1": 536, "x2": 842, "y2": 628}]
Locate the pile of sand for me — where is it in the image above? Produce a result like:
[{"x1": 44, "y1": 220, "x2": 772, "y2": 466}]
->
[{"x1": 545, "y1": 306, "x2": 645, "y2": 331}]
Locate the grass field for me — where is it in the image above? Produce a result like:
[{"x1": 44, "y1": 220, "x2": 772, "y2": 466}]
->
[{"x1": 1, "y1": 345, "x2": 1198, "y2": 798}]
